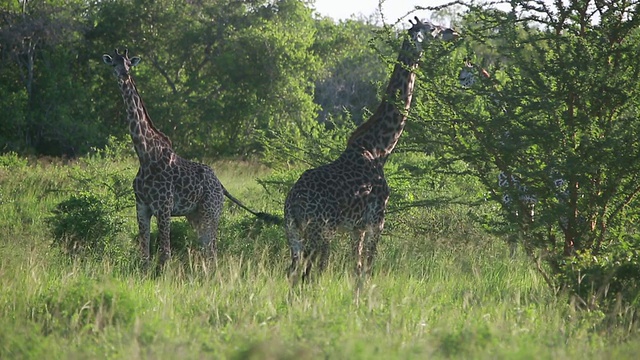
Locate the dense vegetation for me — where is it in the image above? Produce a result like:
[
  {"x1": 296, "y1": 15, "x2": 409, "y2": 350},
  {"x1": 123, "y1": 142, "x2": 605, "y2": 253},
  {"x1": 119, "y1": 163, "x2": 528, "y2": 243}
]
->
[
  {"x1": 0, "y1": 0, "x2": 387, "y2": 158},
  {"x1": 2, "y1": 0, "x2": 640, "y2": 357}
]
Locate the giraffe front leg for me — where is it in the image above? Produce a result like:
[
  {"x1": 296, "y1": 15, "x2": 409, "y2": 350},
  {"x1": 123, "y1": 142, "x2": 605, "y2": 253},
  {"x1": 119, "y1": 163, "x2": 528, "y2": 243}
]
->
[
  {"x1": 362, "y1": 201, "x2": 386, "y2": 278},
  {"x1": 156, "y1": 208, "x2": 172, "y2": 270},
  {"x1": 136, "y1": 200, "x2": 152, "y2": 270},
  {"x1": 351, "y1": 229, "x2": 367, "y2": 304},
  {"x1": 352, "y1": 230, "x2": 366, "y2": 278},
  {"x1": 364, "y1": 227, "x2": 382, "y2": 277}
]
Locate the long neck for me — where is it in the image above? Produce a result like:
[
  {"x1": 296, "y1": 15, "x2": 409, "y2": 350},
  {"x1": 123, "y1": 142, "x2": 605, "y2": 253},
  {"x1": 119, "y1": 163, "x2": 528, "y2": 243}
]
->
[
  {"x1": 118, "y1": 76, "x2": 173, "y2": 163},
  {"x1": 346, "y1": 36, "x2": 420, "y2": 161}
]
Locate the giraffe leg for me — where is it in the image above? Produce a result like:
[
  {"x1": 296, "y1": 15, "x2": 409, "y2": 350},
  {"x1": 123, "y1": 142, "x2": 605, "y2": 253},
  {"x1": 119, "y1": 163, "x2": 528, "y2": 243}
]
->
[
  {"x1": 302, "y1": 229, "x2": 330, "y2": 283},
  {"x1": 136, "y1": 200, "x2": 152, "y2": 270},
  {"x1": 187, "y1": 209, "x2": 218, "y2": 260},
  {"x1": 288, "y1": 248, "x2": 302, "y2": 286},
  {"x1": 286, "y1": 220, "x2": 304, "y2": 286},
  {"x1": 301, "y1": 249, "x2": 315, "y2": 283},
  {"x1": 363, "y1": 228, "x2": 382, "y2": 277},
  {"x1": 316, "y1": 239, "x2": 330, "y2": 274},
  {"x1": 352, "y1": 230, "x2": 366, "y2": 278},
  {"x1": 200, "y1": 186, "x2": 224, "y2": 261},
  {"x1": 362, "y1": 202, "x2": 386, "y2": 278},
  {"x1": 156, "y1": 208, "x2": 172, "y2": 270},
  {"x1": 350, "y1": 230, "x2": 367, "y2": 303},
  {"x1": 200, "y1": 215, "x2": 219, "y2": 261}
]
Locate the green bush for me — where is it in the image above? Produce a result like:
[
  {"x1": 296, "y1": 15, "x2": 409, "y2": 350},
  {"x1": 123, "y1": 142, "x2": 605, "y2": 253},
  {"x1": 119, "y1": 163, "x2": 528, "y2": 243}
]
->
[
  {"x1": 559, "y1": 236, "x2": 640, "y2": 310},
  {"x1": 0, "y1": 152, "x2": 28, "y2": 169},
  {"x1": 48, "y1": 192, "x2": 126, "y2": 257},
  {"x1": 47, "y1": 137, "x2": 135, "y2": 259}
]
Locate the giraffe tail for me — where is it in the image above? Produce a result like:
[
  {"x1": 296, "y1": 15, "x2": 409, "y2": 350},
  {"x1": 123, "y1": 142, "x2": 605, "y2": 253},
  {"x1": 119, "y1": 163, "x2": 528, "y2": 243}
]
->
[{"x1": 222, "y1": 189, "x2": 283, "y2": 225}]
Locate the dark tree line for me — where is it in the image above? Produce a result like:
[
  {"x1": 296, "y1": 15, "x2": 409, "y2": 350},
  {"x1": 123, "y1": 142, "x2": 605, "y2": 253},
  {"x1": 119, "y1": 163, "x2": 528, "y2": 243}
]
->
[{"x1": 0, "y1": 0, "x2": 388, "y2": 158}]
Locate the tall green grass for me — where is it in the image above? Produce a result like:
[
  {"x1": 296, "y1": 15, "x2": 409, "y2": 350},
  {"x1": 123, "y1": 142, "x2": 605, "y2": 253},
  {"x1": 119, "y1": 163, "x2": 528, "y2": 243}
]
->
[{"x1": 1, "y1": 154, "x2": 639, "y2": 359}]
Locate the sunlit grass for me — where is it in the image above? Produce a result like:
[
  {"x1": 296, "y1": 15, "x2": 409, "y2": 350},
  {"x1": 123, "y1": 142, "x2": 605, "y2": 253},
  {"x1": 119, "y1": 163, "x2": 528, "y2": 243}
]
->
[{"x1": 1, "y1": 155, "x2": 639, "y2": 359}]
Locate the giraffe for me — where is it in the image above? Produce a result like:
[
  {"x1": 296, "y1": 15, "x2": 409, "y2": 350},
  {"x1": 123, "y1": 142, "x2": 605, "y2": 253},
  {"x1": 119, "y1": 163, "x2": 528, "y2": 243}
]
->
[
  {"x1": 285, "y1": 18, "x2": 459, "y2": 285},
  {"x1": 102, "y1": 49, "x2": 279, "y2": 270}
]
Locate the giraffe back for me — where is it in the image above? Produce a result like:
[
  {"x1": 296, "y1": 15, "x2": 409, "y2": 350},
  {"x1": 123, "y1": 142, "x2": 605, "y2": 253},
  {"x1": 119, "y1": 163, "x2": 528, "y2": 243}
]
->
[{"x1": 285, "y1": 148, "x2": 389, "y2": 234}]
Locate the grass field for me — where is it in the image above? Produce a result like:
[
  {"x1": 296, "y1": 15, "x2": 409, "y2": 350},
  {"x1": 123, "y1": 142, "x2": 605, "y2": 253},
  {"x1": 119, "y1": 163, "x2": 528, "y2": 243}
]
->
[{"x1": 1, "y1": 153, "x2": 639, "y2": 359}]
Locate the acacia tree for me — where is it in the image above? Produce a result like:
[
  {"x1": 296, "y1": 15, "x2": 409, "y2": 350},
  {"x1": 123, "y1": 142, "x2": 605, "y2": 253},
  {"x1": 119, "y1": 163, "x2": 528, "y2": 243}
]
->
[{"x1": 414, "y1": 0, "x2": 640, "y2": 305}]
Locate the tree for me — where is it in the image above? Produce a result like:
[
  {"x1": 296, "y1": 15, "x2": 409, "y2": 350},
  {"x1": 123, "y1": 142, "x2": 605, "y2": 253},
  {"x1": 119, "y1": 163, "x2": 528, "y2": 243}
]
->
[
  {"x1": 0, "y1": 0, "x2": 432, "y2": 161},
  {"x1": 311, "y1": 17, "x2": 388, "y2": 128},
  {"x1": 88, "y1": 0, "x2": 322, "y2": 158},
  {"x1": 414, "y1": 0, "x2": 640, "y2": 305},
  {"x1": 210, "y1": 0, "x2": 321, "y2": 156},
  {"x1": 0, "y1": 0, "x2": 94, "y2": 155}
]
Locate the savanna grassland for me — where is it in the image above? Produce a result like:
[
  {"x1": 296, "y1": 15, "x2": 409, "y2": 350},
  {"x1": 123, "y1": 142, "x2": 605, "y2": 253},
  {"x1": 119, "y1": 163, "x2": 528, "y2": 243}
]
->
[{"x1": 1, "y1": 151, "x2": 639, "y2": 359}]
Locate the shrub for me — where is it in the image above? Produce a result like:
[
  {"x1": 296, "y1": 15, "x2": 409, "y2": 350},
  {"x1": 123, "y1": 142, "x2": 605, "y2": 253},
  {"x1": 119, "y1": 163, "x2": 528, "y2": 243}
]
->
[
  {"x1": 47, "y1": 137, "x2": 135, "y2": 259},
  {"x1": 0, "y1": 152, "x2": 28, "y2": 169},
  {"x1": 48, "y1": 192, "x2": 126, "y2": 257}
]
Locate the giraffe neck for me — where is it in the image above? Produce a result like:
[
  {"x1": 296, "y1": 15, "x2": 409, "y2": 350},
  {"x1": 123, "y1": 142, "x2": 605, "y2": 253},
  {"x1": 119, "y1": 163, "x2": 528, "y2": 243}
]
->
[
  {"x1": 118, "y1": 76, "x2": 173, "y2": 164},
  {"x1": 346, "y1": 37, "x2": 420, "y2": 162}
]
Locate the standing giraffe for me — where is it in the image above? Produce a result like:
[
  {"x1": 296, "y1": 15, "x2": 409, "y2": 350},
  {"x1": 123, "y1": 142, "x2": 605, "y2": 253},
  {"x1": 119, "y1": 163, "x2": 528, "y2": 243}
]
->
[
  {"x1": 103, "y1": 49, "x2": 278, "y2": 270},
  {"x1": 285, "y1": 18, "x2": 459, "y2": 284}
]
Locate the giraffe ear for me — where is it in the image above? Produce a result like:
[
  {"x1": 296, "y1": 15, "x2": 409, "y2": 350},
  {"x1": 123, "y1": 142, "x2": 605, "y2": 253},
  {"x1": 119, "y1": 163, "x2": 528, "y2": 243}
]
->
[
  {"x1": 130, "y1": 56, "x2": 141, "y2": 67},
  {"x1": 102, "y1": 54, "x2": 113, "y2": 65}
]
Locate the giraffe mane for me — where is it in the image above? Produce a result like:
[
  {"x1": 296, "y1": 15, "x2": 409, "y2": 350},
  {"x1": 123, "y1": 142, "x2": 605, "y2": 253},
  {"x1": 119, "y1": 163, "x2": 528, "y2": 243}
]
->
[
  {"x1": 128, "y1": 76, "x2": 173, "y2": 148},
  {"x1": 346, "y1": 111, "x2": 378, "y2": 146},
  {"x1": 115, "y1": 48, "x2": 172, "y2": 148},
  {"x1": 347, "y1": 35, "x2": 416, "y2": 148}
]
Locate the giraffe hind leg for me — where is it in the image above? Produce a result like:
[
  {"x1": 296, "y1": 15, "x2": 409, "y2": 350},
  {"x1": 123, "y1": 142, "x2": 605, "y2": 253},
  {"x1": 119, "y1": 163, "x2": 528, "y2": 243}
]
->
[
  {"x1": 286, "y1": 224, "x2": 304, "y2": 286},
  {"x1": 301, "y1": 249, "x2": 316, "y2": 283},
  {"x1": 286, "y1": 217, "x2": 332, "y2": 285},
  {"x1": 286, "y1": 219, "x2": 319, "y2": 286},
  {"x1": 187, "y1": 210, "x2": 218, "y2": 260},
  {"x1": 301, "y1": 230, "x2": 331, "y2": 283}
]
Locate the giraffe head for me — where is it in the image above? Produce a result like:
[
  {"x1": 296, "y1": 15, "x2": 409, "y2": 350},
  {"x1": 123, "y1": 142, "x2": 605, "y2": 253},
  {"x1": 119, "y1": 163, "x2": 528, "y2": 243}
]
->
[
  {"x1": 407, "y1": 17, "x2": 459, "y2": 54},
  {"x1": 459, "y1": 57, "x2": 491, "y2": 88},
  {"x1": 102, "y1": 48, "x2": 141, "y2": 79}
]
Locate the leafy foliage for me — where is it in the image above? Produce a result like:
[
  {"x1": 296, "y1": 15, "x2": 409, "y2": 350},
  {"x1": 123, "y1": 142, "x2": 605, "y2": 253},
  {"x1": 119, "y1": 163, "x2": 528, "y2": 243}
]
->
[
  {"x1": 49, "y1": 192, "x2": 127, "y2": 256},
  {"x1": 415, "y1": 0, "x2": 640, "y2": 306},
  {"x1": 1, "y1": 0, "x2": 383, "y2": 158},
  {"x1": 47, "y1": 138, "x2": 135, "y2": 259}
]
